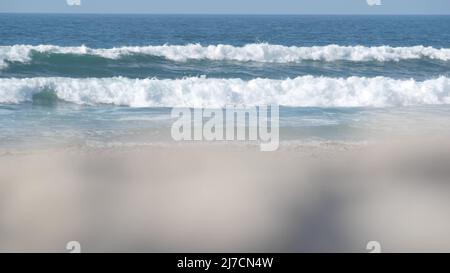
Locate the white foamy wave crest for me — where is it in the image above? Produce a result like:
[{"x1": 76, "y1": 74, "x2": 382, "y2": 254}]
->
[
  {"x1": 0, "y1": 44, "x2": 450, "y2": 68},
  {"x1": 1, "y1": 76, "x2": 450, "y2": 107}
]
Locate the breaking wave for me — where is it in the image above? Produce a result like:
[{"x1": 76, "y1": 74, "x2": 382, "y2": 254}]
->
[
  {"x1": 1, "y1": 76, "x2": 449, "y2": 108},
  {"x1": 1, "y1": 44, "x2": 450, "y2": 68}
]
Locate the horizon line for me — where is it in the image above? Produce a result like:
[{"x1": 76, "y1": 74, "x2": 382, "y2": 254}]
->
[{"x1": 1, "y1": 12, "x2": 450, "y2": 16}]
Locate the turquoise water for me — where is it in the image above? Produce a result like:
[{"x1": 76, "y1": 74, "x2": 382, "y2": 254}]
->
[{"x1": 1, "y1": 14, "x2": 450, "y2": 148}]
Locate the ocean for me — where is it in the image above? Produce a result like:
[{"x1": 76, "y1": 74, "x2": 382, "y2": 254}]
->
[{"x1": 1, "y1": 14, "x2": 450, "y2": 149}]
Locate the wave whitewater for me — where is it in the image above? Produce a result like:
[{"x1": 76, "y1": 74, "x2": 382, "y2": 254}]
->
[
  {"x1": 1, "y1": 76, "x2": 449, "y2": 107},
  {"x1": 1, "y1": 44, "x2": 450, "y2": 68}
]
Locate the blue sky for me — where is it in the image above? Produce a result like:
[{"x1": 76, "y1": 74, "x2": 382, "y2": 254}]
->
[{"x1": 1, "y1": 0, "x2": 449, "y2": 14}]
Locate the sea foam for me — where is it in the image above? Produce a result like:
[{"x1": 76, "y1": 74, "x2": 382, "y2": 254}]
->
[
  {"x1": 0, "y1": 76, "x2": 449, "y2": 107},
  {"x1": 0, "y1": 44, "x2": 450, "y2": 68}
]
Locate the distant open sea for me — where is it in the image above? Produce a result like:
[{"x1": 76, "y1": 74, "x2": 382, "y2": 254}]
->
[{"x1": 1, "y1": 14, "x2": 450, "y2": 149}]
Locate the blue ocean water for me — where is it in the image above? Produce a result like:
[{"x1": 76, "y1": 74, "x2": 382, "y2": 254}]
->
[{"x1": 1, "y1": 14, "x2": 450, "y2": 149}]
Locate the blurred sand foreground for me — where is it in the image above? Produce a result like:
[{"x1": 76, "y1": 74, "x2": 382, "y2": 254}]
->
[{"x1": 1, "y1": 140, "x2": 450, "y2": 252}]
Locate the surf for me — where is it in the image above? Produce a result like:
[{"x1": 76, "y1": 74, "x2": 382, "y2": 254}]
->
[
  {"x1": 1, "y1": 44, "x2": 450, "y2": 69},
  {"x1": 1, "y1": 75, "x2": 449, "y2": 108}
]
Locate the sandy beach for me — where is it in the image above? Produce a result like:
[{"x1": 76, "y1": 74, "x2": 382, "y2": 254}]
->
[{"x1": 1, "y1": 139, "x2": 450, "y2": 252}]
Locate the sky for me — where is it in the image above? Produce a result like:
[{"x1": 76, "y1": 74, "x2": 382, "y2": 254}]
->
[{"x1": 0, "y1": 0, "x2": 449, "y2": 14}]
